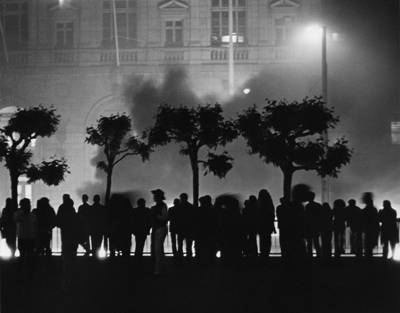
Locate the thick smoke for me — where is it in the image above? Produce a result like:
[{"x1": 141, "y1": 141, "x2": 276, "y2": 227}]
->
[{"x1": 82, "y1": 0, "x2": 399, "y2": 208}]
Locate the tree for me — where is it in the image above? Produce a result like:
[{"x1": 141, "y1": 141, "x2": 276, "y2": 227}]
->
[
  {"x1": 0, "y1": 106, "x2": 69, "y2": 204},
  {"x1": 148, "y1": 104, "x2": 237, "y2": 207},
  {"x1": 85, "y1": 114, "x2": 150, "y2": 205},
  {"x1": 237, "y1": 97, "x2": 352, "y2": 200}
]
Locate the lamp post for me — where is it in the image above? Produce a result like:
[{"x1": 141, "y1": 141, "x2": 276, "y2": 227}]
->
[
  {"x1": 321, "y1": 25, "x2": 329, "y2": 204},
  {"x1": 228, "y1": 0, "x2": 234, "y2": 95},
  {"x1": 303, "y1": 24, "x2": 329, "y2": 203}
]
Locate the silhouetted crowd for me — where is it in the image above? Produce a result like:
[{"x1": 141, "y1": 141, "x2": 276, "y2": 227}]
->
[{"x1": 0, "y1": 185, "x2": 399, "y2": 275}]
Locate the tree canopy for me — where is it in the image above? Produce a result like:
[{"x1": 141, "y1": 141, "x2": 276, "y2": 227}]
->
[
  {"x1": 148, "y1": 104, "x2": 238, "y2": 207},
  {"x1": 237, "y1": 97, "x2": 352, "y2": 199}
]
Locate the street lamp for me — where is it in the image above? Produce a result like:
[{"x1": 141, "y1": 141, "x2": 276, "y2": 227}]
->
[{"x1": 303, "y1": 24, "x2": 329, "y2": 203}]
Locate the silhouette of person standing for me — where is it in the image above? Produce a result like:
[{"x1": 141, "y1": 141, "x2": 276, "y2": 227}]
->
[
  {"x1": 320, "y1": 202, "x2": 333, "y2": 260},
  {"x1": 242, "y1": 196, "x2": 258, "y2": 258},
  {"x1": 35, "y1": 197, "x2": 56, "y2": 256},
  {"x1": 0, "y1": 198, "x2": 17, "y2": 256},
  {"x1": 379, "y1": 200, "x2": 398, "y2": 259},
  {"x1": 276, "y1": 197, "x2": 290, "y2": 259},
  {"x1": 197, "y1": 195, "x2": 217, "y2": 264},
  {"x1": 77, "y1": 194, "x2": 91, "y2": 256},
  {"x1": 57, "y1": 194, "x2": 78, "y2": 257},
  {"x1": 109, "y1": 195, "x2": 132, "y2": 257},
  {"x1": 150, "y1": 189, "x2": 168, "y2": 275},
  {"x1": 362, "y1": 192, "x2": 379, "y2": 259},
  {"x1": 180, "y1": 193, "x2": 196, "y2": 259},
  {"x1": 346, "y1": 199, "x2": 363, "y2": 258},
  {"x1": 333, "y1": 199, "x2": 347, "y2": 257},
  {"x1": 90, "y1": 195, "x2": 106, "y2": 256},
  {"x1": 14, "y1": 198, "x2": 38, "y2": 258},
  {"x1": 304, "y1": 192, "x2": 322, "y2": 258},
  {"x1": 132, "y1": 198, "x2": 152, "y2": 260},
  {"x1": 168, "y1": 198, "x2": 183, "y2": 259},
  {"x1": 257, "y1": 189, "x2": 276, "y2": 259}
]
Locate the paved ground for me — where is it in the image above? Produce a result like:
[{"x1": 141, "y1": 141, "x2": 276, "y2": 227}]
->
[{"x1": 1, "y1": 257, "x2": 400, "y2": 313}]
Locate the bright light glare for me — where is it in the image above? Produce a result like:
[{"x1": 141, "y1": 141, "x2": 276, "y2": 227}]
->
[
  {"x1": 392, "y1": 245, "x2": 400, "y2": 261},
  {"x1": 243, "y1": 88, "x2": 251, "y2": 95},
  {"x1": 216, "y1": 251, "x2": 221, "y2": 258},
  {"x1": 303, "y1": 25, "x2": 323, "y2": 43},
  {"x1": 59, "y1": 0, "x2": 65, "y2": 5},
  {"x1": 0, "y1": 240, "x2": 12, "y2": 259},
  {"x1": 15, "y1": 249, "x2": 20, "y2": 257},
  {"x1": 97, "y1": 242, "x2": 107, "y2": 259}
]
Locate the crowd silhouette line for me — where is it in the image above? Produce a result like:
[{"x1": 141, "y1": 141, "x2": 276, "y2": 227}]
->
[{"x1": 0, "y1": 184, "x2": 399, "y2": 275}]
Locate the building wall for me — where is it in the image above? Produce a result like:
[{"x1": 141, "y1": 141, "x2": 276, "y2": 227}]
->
[{"x1": 0, "y1": 0, "x2": 321, "y2": 206}]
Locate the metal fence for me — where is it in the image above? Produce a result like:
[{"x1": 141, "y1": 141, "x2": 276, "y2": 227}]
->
[{"x1": 40, "y1": 220, "x2": 400, "y2": 257}]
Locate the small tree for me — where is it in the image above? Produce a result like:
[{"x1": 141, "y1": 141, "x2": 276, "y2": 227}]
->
[
  {"x1": 148, "y1": 104, "x2": 237, "y2": 207},
  {"x1": 85, "y1": 114, "x2": 150, "y2": 205},
  {"x1": 0, "y1": 106, "x2": 69, "y2": 204},
  {"x1": 237, "y1": 97, "x2": 352, "y2": 200}
]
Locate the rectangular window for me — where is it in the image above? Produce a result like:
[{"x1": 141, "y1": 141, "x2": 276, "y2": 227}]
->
[
  {"x1": 56, "y1": 22, "x2": 74, "y2": 49},
  {"x1": 0, "y1": 1, "x2": 28, "y2": 50},
  {"x1": 165, "y1": 20, "x2": 183, "y2": 47},
  {"x1": 275, "y1": 16, "x2": 294, "y2": 46},
  {"x1": 102, "y1": 0, "x2": 137, "y2": 48},
  {"x1": 211, "y1": 0, "x2": 246, "y2": 46}
]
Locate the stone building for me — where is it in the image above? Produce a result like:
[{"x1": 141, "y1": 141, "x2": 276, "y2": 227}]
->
[{"x1": 0, "y1": 0, "x2": 322, "y2": 205}]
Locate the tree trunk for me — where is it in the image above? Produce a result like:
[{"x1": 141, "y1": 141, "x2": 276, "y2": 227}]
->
[
  {"x1": 105, "y1": 166, "x2": 113, "y2": 207},
  {"x1": 10, "y1": 169, "x2": 19, "y2": 206},
  {"x1": 283, "y1": 169, "x2": 293, "y2": 201},
  {"x1": 190, "y1": 153, "x2": 199, "y2": 208}
]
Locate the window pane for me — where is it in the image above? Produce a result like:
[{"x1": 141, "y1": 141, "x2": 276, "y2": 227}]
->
[
  {"x1": 222, "y1": 0, "x2": 228, "y2": 7},
  {"x1": 166, "y1": 29, "x2": 173, "y2": 45},
  {"x1": 66, "y1": 29, "x2": 73, "y2": 48},
  {"x1": 175, "y1": 20, "x2": 183, "y2": 27},
  {"x1": 212, "y1": 0, "x2": 220, "y2": 7},
  {"x1": 103, "y1": 1, "x2": 110, "y2": 9},
  {"x1": 175, "y1": 29, "x2": 183, "y2": 45},
  {"x1": 129, "y1": 0, "x2": 136, "y2": 8},
  {"x1": 166, "y1": 21, "x2": 173, "y2": 27},
  {"x1": 115, "y1": 0, "x2": 126, "y2": 9}
]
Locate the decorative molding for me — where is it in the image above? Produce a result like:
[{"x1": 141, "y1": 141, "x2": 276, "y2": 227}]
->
[
  {"x1": 158, "y1": 0, "x2": 189, "y2": 10},
  {"x1": 270, "y1": 0, "x2": 300, "y2": 8},
  {"x1": 48, "y1": 2, "x2": 79, "y2": 12}
]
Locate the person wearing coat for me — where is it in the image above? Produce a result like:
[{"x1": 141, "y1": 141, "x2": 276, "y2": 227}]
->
[
  {"x1": 378, "y1": 200, "x2": 399, "y2": 259},
  {"x1": 362, "y1": 192, "x2": 380, "y2": 259}
]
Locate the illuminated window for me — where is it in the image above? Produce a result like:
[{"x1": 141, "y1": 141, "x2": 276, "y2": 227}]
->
[
  {"x1": 211, "y1": 0, "x2": 246, "y2": 46},
  {"x1": 275, "y1": 16, "x2": 294, "y2": 46},
  {"x1": 102, "y1": 0, "x2": 137, "y2": 48},
  {"x1": 0, "y1": 1, "x2": 28, "y2": 50},
  {"x1": 165, "y1": 20, "x2": 183, "y2": 47},
  {"x1": 55, "y1": 22, "x2": 74, "y2": 49}
]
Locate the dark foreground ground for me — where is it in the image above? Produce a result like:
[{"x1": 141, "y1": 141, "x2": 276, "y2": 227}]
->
[{"x1": 1, "y1": 256, "x2": 400, "y2": 313}]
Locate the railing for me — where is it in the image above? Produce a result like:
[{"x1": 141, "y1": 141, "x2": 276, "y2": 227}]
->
[
  {"x1": 0, "y1": 46, "x2": 295, "y2": 67},
  {"x1": 33, "y1": 220, "x2": 397, "y2": 257}
]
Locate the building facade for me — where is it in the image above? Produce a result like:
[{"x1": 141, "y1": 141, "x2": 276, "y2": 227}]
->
[{"x1": 0, "y1": 0, "x2": 321, "y2": 205}]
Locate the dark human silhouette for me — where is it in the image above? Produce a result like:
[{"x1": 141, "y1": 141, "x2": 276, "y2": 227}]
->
[
  {"x1": 150, "y1": 189, "x2": 168, "y2": 275},
  {"x1": 215, "y1": 194, "x2": 243, "y2": 264},
  {"x1": 77, "y1": 194, "x2": 91, "y2": 255},
  {"x1": 277, "y1": 184, "x2": 309, "y2": 263},
  {"x1": 320, "y1": 202, "x2": 333, "y2": 260},
  {"x1": 56, "y1": 194, "x2": 79, "y2": 257},
  {"x1": 89, "y1": 194, "x2": 107, "y2": 256},
  {"x1": 132, "y1": 198, "x2": 152, "y2": 260},
  {"x1": 196, "y1": 195, "x2": 217, "y2": 264},
  {"x1": 333, "y1": 199, "x2": 347, "y2": 257},
  {"x1": 109, "y1": 194, "x2": 133, "y2": 257},
  {"x1": 362, "y1": 192, "x2": 380, "y2": 259},
  {"x1": 257, "y1": 189, "x2": 276, "y2": 259},
  {"x1": 304, "y1": 192, "x2": 322, "y2": 258},
  {"x1": 242, "y1": 196, "x2": 258, "y2": 258},
  {"x1": 0, "y1": 198, "x2": 17, "y2": 256},
  {"x1": 14, "y1": 198, "x2": 38, "y2": 258},
  {"x1": 168, "y1": 198, "x2": 184, "y2": 259},
  {"x1": 276, "y1": 197, "x2": 290, "y2": 259},
  {"x1": 179, "y1": 193, "x2": 196, "y2": 259},
  {"x1": 378, "y1": 200, "x2": 398, "y2": 259},
  {"x1": 346, "y1": 199, "x2": 363, "y2": 258},
  {"x1": 35, "y1": 197, "x2": 56, "y2": 256}
]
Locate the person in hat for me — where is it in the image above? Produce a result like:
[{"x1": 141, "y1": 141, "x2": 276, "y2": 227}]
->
[{"x1": 150, "y1": 189, "x2": 168, "y2": 275}]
